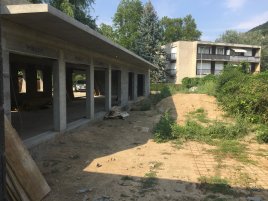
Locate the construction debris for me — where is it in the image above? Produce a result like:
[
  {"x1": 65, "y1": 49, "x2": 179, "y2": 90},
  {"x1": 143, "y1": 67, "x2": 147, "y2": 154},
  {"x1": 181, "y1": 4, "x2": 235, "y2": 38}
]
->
[{"x1": 104, "y1": 106, "x2": 129, "y2": 120}]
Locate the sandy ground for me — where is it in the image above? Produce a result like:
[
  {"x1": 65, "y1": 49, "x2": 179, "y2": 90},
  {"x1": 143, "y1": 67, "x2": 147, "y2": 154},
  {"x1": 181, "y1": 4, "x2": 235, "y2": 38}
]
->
[
  {"x1": 157, "y1": 93, "x2": 225, "y2": 125},
  {"x1": 31, "y1": 94, "x2": 268, "y2": 201}
]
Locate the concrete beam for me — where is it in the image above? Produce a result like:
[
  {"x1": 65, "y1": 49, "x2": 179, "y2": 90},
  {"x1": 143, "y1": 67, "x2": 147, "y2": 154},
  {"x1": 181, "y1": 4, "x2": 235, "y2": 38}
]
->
[
  {"x1": 86, "y1": 59, "x2": 94, "y2": 119},
  {"x1": 2, "y1": 50, "x2": 10, "y2": 120},
  {"x1": 105, "y1": 65, "x2": 111, "y2": 111},
  {"x1": 53, "y1": 51, "x2": 66, "y2": 131}
]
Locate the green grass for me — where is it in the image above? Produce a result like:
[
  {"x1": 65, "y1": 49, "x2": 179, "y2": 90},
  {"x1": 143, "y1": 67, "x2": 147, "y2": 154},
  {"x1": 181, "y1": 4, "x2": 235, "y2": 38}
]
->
[
  {"x1": 208, "y1": 140, "x2": 254, "y2": 164},
  {"x1": 187, "y1": 108, "x2": 210, "y2": 123}
]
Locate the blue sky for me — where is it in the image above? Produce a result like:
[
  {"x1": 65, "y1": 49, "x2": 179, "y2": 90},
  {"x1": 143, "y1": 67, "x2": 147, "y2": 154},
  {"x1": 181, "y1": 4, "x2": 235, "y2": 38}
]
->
[{"x1": 92, "y1": 0, "x2": 268, "y2": 41}]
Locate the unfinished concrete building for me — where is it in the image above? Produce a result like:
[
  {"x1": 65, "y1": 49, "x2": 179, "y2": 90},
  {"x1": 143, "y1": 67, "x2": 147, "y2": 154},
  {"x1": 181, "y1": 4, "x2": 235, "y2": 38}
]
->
[{"x1": 1, "y1": 0, "x2": 154, "y2": 147}]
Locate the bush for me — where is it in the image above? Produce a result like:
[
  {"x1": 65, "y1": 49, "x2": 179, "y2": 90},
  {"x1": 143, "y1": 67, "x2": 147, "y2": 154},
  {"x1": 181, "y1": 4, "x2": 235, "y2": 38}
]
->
[
  {"x1": 154, "y1": 112, "x2": 249, "y2": 143},
  {"x1": 256, "y1": 126, "x2": 268, "y2": 143},
  {"x1": 150, "y1": 83, "x2": 181, "y2": 91},
  {"x1": 153, "y1": 112, "x2": 175, "y2": 142},
  {"x1": 216, "y1": 64, "x2": 268, "y2": 123},
  {"x1": 181, "y1": 77, "x2": 201, "y2": 89},
  {"x1": 196, "y1": 80, "x2": 217, "y2": 96}
]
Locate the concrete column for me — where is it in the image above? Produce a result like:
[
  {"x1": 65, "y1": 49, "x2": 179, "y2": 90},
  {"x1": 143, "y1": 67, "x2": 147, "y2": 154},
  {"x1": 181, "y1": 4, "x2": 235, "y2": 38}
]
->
[
  {"x1": 86, "y1": 59, "x2": 94, "y2": 119},
  {"x1": 145, "y1": 69, "x2": 150, "y2": 97},
  {"x1": 105, "y1": 65, "x2": 112, "y2": 111},
  {"x1": 120, "y1": 69, "x2": 128, "y2": 106},
  {"x1": 133, "y1": 73, "x2": 138, "y2": 101},
  {"x1": 53, "y1": 51, "x2": 66, "y2": 132},
  {"x1": 2, "y1": 50, "x2": 11, "y2": 120}
]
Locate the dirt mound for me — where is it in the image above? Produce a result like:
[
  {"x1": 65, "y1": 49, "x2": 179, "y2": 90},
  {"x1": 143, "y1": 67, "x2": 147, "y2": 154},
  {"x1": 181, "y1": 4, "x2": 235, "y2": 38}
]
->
[{"x1": 156, "y1": 93, "x2": 225, "y2": 125}]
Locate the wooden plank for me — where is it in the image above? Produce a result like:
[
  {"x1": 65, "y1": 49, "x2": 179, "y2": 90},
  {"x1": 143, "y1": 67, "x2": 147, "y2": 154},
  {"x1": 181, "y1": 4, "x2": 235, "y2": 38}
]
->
[
  {"x1": 6, "y1": 163, "x2": 30, "y2": 201},
  {"x1": 5, "y1": 116, "x2": 51, "y2": 201},
  {"x1": 6, "y1": 173, "x2": 20, "y2": 201}
]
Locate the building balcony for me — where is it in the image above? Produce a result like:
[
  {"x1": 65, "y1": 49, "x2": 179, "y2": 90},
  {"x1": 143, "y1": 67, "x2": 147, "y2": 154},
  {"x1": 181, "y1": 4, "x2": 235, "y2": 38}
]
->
[
  {"x1": 167, "y1": 53, "x2": 176, "y2": 61},
  {"x1": 197, "y1": 54, "x2": 230, "y2": 61},
  {"x1": 230, "y1": 56, "x2": 260, "y2": 63},
  {"x1": 166, "y1": 68, "x2": 177, "y2": 77},
  {"x1": 197, "y1": 54, "x2": 260, "y2": 63}
]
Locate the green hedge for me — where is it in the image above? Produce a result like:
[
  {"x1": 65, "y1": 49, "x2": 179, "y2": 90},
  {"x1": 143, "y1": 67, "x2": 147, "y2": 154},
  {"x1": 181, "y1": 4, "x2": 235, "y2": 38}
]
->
[{"x1": 216, "y1": 66, "x2": 268, "y2": 123}]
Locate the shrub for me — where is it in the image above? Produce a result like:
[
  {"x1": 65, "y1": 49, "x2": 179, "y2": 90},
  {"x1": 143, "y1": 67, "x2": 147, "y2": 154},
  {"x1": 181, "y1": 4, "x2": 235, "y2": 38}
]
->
[
  {"x1": 256, "y1": 126, "x2": 268, "y2": 143},
  {"x1": 196, "y1": 80, "x2": 217, "y2": 96},
  {"x1": 153, "y1": 112, "x2": 175, "y2": 142},
  {"x1": 181, "y1": 77, "x2": 201, "y2": 89},
  {"x1": 216, "y1": 65, "x2": 268, "y2": 123}
]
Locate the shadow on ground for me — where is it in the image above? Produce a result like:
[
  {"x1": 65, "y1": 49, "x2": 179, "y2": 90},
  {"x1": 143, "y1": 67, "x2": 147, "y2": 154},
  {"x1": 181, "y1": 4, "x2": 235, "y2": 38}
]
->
[{"x1": 29, "y1": 96, "x2": 268, "y2": 201}]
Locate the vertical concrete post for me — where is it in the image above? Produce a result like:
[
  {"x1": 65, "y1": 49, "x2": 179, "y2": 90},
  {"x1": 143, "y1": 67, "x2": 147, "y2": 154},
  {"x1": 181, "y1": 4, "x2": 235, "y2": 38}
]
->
[
  {"x1": 86, "y1": 59, "x2": 94, "y2": 119},
  {"x1": 120, "y1": 69, "x2": 128, "y2": 106},
  {"x1": 2, "y1": 50, "x2": 11, "y2": 120},
  {"x1": 105, "y1": 65, "x2": 112, "y2": 111},
  {"x1": 144, "y1": 69, "x2": 150, "y2": 96},
  {"x1": 133, "y1": 73, "x2": 138, "y2": 101},
  {"x1": 53, "y1": 51, "x2": 66, "y2": 132},
  {"x1": 0, "y1": 14, "x2": 6, "y2": 200}
]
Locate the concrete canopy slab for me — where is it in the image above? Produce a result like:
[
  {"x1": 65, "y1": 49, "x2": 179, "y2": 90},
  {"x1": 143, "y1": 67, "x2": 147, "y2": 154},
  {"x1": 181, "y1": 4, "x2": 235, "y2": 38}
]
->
[{"x1": 1, "y1": 4, "x2": 157, "y2": 70}]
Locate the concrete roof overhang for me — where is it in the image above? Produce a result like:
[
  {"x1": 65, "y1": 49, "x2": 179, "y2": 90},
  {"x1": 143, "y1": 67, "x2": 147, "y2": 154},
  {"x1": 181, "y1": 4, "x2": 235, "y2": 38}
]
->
[{"x1": 0, "y1": 4, "x2": 157, "y2": 70}]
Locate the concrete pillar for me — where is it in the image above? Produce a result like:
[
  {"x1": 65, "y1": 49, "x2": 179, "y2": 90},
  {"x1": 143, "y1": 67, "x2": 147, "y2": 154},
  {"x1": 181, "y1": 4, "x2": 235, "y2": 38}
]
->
[
  {"x1": 2, "y1": 50, "x2": 11, "y2": 120},
  {"x1": 86, "y1": 59, "x2": 94, "y2": 119},
  {"x1": 145, "y1": 69, "x2": 150, "y2": 97},
  {"x1": 133, "y1": 73, "x2": 138, "y2": 101},
  {"x1": 105, "y1": 65, "x2": 111, "y2": 111},
  {"x1": 53, "y1": 51, "x2": 66, "y2": 132},
  {"x1": 120, "y1": 69, "x2": 128, "y2": 106}
]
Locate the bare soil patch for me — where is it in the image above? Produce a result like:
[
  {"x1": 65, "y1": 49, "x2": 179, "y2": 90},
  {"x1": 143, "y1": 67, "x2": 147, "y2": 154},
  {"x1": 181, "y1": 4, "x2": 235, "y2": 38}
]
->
[
  {"x1": 31, "y1": 94, "x2": 268, "y2": 201},
  {"x1": 157, "y1": 93, "x2": 225, "y2": 124}
]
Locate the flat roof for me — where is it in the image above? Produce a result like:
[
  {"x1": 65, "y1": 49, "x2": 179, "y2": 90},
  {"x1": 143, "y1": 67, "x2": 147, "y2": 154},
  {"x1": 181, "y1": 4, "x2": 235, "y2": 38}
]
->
[
  {"x1": 197, "y1": 41, "x2": 261, "y2": 48},
  {"x1": 1, "y1": 3, "x2": 157, "y2": 69},
  {"x1": 164, "y1": 41, "x2": 261, "y2": 49}
]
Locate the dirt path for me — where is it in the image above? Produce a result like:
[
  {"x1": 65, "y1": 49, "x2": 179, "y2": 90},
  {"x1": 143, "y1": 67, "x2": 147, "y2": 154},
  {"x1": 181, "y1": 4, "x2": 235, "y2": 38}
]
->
[
  {"x1": 157, "y1": 93, "x2": 225, "y2": 124},
  {"x1": 31, "y1": 94, "x2": 268, "y2": 201}
]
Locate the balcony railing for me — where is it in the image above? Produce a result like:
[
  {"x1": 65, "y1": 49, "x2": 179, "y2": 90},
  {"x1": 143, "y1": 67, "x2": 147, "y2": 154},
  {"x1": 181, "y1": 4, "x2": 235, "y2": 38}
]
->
[
  {"x1": 197, "y1": 54, "x2": 260, "y2": 63},
  {"x1": 167, "y1": 53, "x2": 176, "y2": 61},
  {"x1": 197, "y1": 54, "x2": 230, "y2": 61},
  {"x1": 230, "y1": 56, "x2": 260, "y2": 63}
]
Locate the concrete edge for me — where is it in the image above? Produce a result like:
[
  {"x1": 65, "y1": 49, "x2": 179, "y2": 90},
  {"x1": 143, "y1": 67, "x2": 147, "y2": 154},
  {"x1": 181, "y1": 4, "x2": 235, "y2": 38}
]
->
[{"x1": 24, "y1": 111, "x2": 106, "y2": 149}]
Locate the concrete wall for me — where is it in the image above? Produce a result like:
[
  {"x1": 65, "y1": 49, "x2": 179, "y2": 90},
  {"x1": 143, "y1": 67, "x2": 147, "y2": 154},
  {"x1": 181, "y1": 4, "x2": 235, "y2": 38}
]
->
[{"x1": 176, "y1": 41, "x2": 197, "y2": 84}]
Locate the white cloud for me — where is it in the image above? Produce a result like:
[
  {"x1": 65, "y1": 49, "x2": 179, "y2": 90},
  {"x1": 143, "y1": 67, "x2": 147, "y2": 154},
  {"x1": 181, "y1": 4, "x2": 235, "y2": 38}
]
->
[
  {"x1": 225, "y1": 0, "x2": 247, "y2": 11},
  {"x1": 235, "y1": 11, "x2": 268, "y2": 30}
]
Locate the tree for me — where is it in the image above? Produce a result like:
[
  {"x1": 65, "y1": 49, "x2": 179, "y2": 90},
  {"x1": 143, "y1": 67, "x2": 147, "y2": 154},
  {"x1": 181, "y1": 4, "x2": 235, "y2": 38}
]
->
[
  {"x1": 135, "y1": 1, "x2": 166, "y2": 82},
  {"x1": 98, "y1": 23, "x2": 116, "y2": 42},
  {"x1": 160, "y1": 15, "x2": 201, "y2": 44},
  {"x1": 49, "y1": 0, "x2": 97, "y2": 29},
  {"x1": 215, "y1": 30, "x2": 244, "y2": 43},
  {"x1": 216, "y1": 30, "x2": 268, "y2": 71},
  {"x1": 160, "y1": 17, "x2": 183, "y2": 44},
  {"x1": 113, "y1": 0, "x2": 143, "y2": 51},
  {"x1": 181, "y1": 15, "x2": 201, "y2": 41}
]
